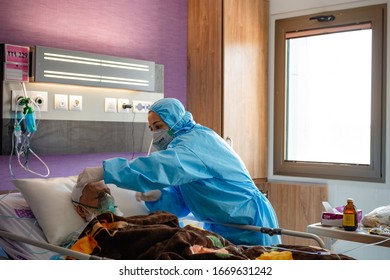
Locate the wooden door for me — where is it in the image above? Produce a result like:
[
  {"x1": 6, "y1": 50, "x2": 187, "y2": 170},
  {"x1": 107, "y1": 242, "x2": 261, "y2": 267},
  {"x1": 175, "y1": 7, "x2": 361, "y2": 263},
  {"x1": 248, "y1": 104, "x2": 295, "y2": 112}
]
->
[
  {"x1": 223, "y1": 0, "x2": 269, "y2": 178},
  {"x1": 187, "y1": 0, "x2": 223, "y2": 135}
]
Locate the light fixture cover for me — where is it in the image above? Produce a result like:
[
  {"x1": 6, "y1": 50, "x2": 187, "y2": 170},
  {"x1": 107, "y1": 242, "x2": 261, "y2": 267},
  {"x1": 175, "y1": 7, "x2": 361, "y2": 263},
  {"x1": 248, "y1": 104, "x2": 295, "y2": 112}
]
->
[{"x1": 32, "y1": 46, "x2": 155, "y2": 91}]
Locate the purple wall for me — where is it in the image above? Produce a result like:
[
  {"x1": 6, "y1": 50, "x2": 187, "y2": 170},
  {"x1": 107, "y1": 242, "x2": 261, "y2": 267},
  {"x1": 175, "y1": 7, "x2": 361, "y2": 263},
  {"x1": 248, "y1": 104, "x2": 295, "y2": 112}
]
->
[{"x1": 0, "y1": 0, "x2": 187, "y2": 105}]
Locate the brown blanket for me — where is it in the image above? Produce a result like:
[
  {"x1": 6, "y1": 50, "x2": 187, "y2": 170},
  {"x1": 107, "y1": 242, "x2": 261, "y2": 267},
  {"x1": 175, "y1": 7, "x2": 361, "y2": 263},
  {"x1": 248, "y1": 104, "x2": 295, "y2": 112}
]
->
[{"x1": 68, "y1": 211, "x2": 353, "y2": 260}]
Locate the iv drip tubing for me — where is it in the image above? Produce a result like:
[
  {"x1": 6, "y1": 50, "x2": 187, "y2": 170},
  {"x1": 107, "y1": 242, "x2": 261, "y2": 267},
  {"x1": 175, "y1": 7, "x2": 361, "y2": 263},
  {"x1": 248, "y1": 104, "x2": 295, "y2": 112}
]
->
[{"x1": 8, "y1": 83, "x2": 50, "y2": 178}]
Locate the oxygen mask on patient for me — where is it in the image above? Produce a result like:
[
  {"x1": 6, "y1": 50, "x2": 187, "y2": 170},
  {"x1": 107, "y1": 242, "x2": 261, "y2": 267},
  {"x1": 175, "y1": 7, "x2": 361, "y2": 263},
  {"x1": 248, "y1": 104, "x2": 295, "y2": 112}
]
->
[
  {"x1": 98, "y1": 192, "x2": 123, "y2": 216},
  {"x1": 75, "y1": 192, "x2": 123, "y2": 222}
]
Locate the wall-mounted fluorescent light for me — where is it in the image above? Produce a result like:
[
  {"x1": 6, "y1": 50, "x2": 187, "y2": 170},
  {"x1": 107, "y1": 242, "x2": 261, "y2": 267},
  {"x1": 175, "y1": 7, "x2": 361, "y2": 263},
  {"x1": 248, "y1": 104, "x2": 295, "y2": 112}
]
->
[{"x1": 33, "y1": 46, "x2": 155, "y2": 91}]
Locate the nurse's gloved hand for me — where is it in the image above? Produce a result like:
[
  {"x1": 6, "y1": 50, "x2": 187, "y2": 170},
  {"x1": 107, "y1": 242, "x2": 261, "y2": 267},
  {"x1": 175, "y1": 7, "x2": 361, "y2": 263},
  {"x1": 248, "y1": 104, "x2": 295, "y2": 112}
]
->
[
  {"x1": 135, "y1": 190, "x2": 162, "y2": 202},
  {"x1": 78, "y1": 166, "x2": 104, "y2": 183},
  {"x1": 76, "y1": 166, "x2": 104, "y2": 190}
]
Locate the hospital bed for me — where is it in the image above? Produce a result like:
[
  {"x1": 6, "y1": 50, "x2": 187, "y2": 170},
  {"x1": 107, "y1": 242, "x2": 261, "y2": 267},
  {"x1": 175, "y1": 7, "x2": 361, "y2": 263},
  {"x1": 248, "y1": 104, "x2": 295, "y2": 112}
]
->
[
  {"x1": 0, "y1": 152, "x2": 352, "y2": 260},
  {"x1": 0, "y1": 174, "x2": 355, "y2": 260}
]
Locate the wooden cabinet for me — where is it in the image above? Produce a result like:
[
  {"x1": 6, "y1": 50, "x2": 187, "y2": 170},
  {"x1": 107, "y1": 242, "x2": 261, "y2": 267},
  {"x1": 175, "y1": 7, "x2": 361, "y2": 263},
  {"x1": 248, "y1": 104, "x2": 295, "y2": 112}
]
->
[
  {"x1": 187, "y1": 0, "x2": 269, "y2": 179},
  {"x1": 255, "y1": 180, "x2": 328, "y2": 246}
]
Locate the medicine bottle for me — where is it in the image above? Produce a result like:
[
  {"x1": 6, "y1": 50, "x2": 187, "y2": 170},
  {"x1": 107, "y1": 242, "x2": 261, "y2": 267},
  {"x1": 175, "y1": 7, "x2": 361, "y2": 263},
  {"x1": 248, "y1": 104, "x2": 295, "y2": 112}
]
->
[{"x1": 342, "y1": 198, "x2": 358, "y2": 231}]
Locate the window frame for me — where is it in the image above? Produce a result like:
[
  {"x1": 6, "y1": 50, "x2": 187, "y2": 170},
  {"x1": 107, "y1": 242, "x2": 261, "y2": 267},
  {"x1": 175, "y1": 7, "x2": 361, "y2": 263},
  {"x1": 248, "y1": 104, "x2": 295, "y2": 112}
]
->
[{"x1": 273, "y1": 4, "x2": 387, "y2": 182}]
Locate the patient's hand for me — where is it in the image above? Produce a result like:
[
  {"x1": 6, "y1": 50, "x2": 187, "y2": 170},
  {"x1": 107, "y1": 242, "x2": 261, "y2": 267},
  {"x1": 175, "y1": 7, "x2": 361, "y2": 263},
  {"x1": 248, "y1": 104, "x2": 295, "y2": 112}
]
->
[{"x1": 135, "y1": 190, "x2": 162, "y2": 202}]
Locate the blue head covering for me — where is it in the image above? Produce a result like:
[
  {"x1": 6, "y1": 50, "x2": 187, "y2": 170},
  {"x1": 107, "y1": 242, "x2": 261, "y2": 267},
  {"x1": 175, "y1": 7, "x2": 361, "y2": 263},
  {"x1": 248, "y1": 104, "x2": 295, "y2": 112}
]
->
[{"x1": 150, "y1": 98, "x2": 196, "y2": 134}]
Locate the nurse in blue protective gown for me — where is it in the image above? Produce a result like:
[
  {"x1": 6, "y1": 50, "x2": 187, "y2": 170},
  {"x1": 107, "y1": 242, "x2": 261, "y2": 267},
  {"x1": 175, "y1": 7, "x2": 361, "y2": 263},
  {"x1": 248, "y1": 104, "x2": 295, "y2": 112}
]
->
[{"x1": 103, "y1": 98, "x2": 281, "y2": 246}]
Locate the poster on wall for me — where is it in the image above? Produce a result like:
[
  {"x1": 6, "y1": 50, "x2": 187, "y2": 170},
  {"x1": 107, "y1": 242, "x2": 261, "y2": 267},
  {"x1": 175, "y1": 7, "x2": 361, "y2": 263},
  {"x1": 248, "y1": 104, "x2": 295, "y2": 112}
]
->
[{"x1": 3, "y1": 44, "x2": 29, "y2": 82}]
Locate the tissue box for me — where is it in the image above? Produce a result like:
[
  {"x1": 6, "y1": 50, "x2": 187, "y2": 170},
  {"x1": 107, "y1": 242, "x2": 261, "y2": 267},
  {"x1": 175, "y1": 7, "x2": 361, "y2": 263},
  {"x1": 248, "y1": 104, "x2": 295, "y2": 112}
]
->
[
  {"x1": 321, "y1": 208, "x2": 363, "y2": 227},
  {"x1": 321, "y1": 212, "x2": 344, "y2": 227}
]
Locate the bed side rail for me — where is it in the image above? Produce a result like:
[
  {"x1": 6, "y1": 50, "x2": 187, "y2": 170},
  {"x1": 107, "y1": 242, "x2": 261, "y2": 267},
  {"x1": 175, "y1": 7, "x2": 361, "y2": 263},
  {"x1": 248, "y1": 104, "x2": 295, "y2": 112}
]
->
[
  {"x1": 0, "y1": 229, "x2": 110, "y2": 260},
  {"x1": 202, "y1": 221, "x2": 326, "y2": 249}
]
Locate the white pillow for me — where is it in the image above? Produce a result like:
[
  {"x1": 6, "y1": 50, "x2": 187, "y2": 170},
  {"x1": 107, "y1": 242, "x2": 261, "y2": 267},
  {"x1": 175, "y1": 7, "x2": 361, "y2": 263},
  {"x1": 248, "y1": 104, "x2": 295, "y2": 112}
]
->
[
  {"x1": 12, "y1": 176, "x2": 149, "y2": 246},
  {"x1": 12, "y1": 176, "x2": 83, "y2": 246}
]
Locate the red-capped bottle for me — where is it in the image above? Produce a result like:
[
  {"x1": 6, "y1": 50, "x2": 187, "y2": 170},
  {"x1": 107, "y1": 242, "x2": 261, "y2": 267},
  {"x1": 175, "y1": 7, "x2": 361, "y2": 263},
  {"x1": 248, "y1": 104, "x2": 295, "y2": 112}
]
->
[{"x1": 342, "y1": 198, "x2": 358, "y2": 231}]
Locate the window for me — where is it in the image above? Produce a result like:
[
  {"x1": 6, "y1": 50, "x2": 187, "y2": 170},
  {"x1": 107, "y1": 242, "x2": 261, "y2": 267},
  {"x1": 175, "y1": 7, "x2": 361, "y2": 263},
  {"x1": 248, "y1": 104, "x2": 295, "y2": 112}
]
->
[{"x1": 274, "y1": 4, "x2": 386, "y2": 182}]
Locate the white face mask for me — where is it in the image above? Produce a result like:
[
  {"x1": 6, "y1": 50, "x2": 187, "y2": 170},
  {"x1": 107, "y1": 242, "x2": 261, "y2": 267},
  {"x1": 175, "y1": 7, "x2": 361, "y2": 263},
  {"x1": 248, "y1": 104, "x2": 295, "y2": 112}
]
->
[
  {"x1": 150, "y1": 114, "x2": 185, "y2": 151},
  {"x1": 152, "y1": 128, "x2": 174, "y2": 151}
]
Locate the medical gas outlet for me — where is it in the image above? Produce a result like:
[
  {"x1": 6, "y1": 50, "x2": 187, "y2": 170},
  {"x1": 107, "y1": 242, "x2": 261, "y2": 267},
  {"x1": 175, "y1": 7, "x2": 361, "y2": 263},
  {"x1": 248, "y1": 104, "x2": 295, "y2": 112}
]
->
[{"x1": 12, "y1": 90, "x2": 48, "y2": 112}]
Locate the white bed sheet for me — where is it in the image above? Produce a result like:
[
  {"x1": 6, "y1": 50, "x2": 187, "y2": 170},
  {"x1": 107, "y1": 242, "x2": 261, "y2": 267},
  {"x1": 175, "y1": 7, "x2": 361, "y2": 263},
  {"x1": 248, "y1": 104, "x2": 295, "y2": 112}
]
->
[{"x1": 0, "y1": 192, "x2": 57, "y2": 260}]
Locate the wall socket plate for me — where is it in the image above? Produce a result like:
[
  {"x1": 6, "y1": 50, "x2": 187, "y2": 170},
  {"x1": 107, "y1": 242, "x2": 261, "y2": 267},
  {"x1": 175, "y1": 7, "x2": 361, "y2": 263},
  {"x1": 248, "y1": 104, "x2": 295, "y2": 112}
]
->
[
  {"x1": 105, "y1": 97, "x2": 117, "y2": 113},
  {"x1": 11, "y1": 90, "x2": 48, "y2": 112},
  {"x1": 132, "y1": 100, "x2": 153, "y2": 113},
  {"x1": 69, "y1": 95, "x2": 82, "y2": 111},
  {"x1": 117, "y1": 98, "x2": 130, "y2": 113},
  {"x1": 54, "y1": 94, "x2": 69, "y2": 111}
]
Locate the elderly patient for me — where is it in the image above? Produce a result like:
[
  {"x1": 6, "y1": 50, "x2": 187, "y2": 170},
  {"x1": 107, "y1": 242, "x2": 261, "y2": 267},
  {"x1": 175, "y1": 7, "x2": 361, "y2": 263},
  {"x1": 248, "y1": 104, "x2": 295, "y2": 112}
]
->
[
  {"x1": 71, "y1": 168, "x2": 122, "y2": 222},
  {"x1": 60, "y1": 168, "x2": 122, "y2": 249}
]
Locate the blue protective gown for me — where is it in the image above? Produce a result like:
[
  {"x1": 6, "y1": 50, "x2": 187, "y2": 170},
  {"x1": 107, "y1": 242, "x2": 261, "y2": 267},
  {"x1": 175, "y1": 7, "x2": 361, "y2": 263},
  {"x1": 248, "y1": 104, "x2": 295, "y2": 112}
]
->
[{"x1": 103, "y1": 98, "x2": 281, "y2": 246}]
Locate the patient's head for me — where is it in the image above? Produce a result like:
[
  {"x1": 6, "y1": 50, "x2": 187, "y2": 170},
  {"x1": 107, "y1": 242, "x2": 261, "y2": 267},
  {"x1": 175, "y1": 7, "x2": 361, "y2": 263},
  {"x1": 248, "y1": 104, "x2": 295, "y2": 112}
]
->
[
  {"x1": 72, "y1": 180, "x2": 113, "y2": 221},
  {"x1": 72, "y1": 167, "x2": 123, "y2": 221}
]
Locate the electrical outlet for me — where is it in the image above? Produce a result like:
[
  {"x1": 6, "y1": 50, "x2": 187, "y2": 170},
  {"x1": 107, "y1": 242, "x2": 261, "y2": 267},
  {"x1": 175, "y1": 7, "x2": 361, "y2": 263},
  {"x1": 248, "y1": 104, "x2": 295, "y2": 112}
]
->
[
  {"x1": 132, "y1": 100, "x2": 153, "y2": 113},
  {"x1": 11, "y1": 90, "x2": 48, "y2": 112},
  {"x1": 54, "y1": 94, "x2": 69, "y2": 111},
  {"x1": 117, "y1": 98, "x2": 130, "y2": 113},
  {"x1": 69, "y1": 95, "x2": 82, "y2": 111}
]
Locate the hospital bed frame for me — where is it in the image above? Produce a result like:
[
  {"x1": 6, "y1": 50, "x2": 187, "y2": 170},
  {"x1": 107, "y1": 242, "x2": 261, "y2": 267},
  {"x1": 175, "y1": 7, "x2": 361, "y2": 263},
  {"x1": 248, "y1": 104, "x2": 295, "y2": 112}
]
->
[
  {"x1": 1, "y1": 152, "x2": 326, "y2": 260},
  {"x1": 0, "y1": 222, "x2": 326, "y2": 260}
]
